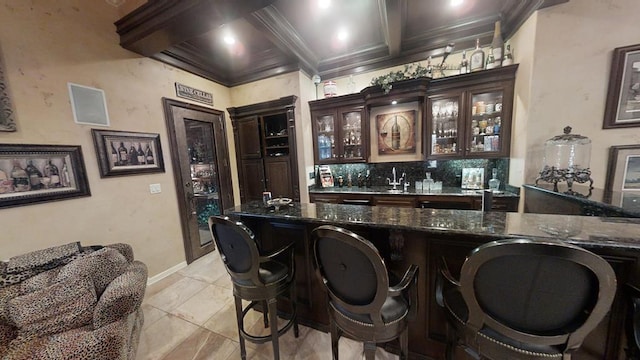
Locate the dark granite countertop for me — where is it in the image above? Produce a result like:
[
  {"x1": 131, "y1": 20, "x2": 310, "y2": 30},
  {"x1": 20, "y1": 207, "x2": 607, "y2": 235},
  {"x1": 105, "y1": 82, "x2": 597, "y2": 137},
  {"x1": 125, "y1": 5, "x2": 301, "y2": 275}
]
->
[
  {"x1": 309, "y1": 186, "x2": 520, "y2": 198},
  {"x1": 523, "y1": 184, "x2": 640, "y2": 217},
  {"x1": 227, "y1": 201, "x2": 640, "y2": 250}
]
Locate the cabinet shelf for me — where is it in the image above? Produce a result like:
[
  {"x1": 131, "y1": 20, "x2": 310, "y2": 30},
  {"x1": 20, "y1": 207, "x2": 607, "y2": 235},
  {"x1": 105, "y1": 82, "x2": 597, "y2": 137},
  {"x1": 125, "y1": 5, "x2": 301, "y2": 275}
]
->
[
  {"x1": 265, "y1": 134, "x2": 288, "y2": 139},
  {"x1": 194, "y1": 192, "x2": 219, "y2": 199},
  {"x1": 266, "y1": 145, "x2": 289, "y2": 150}
]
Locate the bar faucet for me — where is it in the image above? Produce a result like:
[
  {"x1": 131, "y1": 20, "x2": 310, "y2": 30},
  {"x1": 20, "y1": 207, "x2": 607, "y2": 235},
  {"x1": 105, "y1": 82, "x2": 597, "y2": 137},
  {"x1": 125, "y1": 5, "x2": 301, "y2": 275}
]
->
[{"x1": 387, "y1": 167, "x2": 402, "y2": 190}]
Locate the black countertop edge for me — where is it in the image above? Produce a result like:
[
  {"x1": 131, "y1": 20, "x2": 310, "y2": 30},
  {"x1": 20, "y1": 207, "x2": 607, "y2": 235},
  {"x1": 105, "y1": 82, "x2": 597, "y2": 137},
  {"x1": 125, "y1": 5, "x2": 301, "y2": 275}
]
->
[
  {"x1": 308, "y1": 186, "x2": 520, "y2": 197},
  {"x1": 225, "y1": 201, "x2": 640, "y2": 251},
  {"x1": 523, "y1": 184, "x2": 640, "y2": 217}
]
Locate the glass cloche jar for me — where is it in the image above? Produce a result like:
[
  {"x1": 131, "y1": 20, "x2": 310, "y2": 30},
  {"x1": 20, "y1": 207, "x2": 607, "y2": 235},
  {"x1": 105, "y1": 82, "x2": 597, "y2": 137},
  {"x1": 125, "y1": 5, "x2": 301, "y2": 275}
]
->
[{"x1": 535, "y1": 126, "x2": 594, "y2": 195}]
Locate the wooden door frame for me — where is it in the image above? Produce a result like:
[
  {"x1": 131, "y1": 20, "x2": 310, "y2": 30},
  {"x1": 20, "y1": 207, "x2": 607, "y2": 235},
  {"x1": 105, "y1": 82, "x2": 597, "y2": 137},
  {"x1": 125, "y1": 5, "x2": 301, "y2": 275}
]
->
[{"x1": 162, "y1": 98, "x2": 234, "y2": 263}]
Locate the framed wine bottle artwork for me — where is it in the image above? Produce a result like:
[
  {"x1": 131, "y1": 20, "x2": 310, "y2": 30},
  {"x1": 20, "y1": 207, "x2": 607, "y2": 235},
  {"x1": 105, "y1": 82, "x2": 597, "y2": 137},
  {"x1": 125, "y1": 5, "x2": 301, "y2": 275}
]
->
[
  {"x1": 369, "y1": 101, "x2": 421, "y2": 163},
  {"x1": 0, "y1": 144, "x2": 91, "y2": 209},
  {"x1": 91, "y1": 129, "x2": 165, "y2": 177}
]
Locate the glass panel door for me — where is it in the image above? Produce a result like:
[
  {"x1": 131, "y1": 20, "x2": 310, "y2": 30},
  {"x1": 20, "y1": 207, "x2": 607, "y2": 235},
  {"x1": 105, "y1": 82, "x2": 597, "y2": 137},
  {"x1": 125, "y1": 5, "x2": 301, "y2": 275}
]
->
[
  {"x1": 341, "y1": 110, "x2": 363, "y2": 160},
  {"x1": 185, "y1": 119, "x2": 221, "y2": 247},
  {"x1": 316, "y1": 114, "x2": 336, "y2": 161},
  {"x1": 469, "y1": 91, "x2": 503, "y2": 154},
  {"x1": 430, "y1": 98, "x2": 459, "y2": 155}
]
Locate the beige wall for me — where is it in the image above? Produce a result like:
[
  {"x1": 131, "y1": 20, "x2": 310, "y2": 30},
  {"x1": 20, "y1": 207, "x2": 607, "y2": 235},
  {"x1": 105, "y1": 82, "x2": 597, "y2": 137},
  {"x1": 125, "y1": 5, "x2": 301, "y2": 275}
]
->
[
  {"x1": 516, "y1": 0, "x2": 640, "y2": 186},
  {"x1": 0, "y1": 0, "x2": 232, "y2": 278}
]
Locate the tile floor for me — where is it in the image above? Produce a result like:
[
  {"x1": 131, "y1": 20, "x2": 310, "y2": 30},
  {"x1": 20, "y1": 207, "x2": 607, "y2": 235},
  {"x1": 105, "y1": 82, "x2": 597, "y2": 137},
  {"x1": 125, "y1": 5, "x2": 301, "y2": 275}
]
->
[{"x1": 137, "y1": 250, "x2": 400, "y2": 360}]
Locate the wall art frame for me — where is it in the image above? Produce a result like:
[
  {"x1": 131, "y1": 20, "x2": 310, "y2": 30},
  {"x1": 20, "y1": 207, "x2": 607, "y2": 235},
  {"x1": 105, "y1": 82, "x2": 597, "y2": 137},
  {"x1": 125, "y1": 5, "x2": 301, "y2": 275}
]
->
[
  {"x1": 92, "y1": 129, "x2": 164, "y2": 177},
  {"x1": 0, "y1": 48, "x2": 16, "y2": 132},
  {"x1": 604, "y1": 144, "x2": 640, "y2": 196},
  {"x1": 603, "y1": 43, "x2": 640, "y2": 129},
  {"x1": 0, "y1": 144, "x2": 90, "y2": 209},
  {"x1": 369, "y1": 101, "x2": 422, "y2": 163}
]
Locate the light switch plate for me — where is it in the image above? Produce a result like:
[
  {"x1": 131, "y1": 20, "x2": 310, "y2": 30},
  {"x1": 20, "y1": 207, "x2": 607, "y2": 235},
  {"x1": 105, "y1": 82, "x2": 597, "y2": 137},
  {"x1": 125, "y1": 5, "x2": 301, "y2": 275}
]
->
[{"x1": 149, "y1": 183, "x2": 161, "y2": 194}]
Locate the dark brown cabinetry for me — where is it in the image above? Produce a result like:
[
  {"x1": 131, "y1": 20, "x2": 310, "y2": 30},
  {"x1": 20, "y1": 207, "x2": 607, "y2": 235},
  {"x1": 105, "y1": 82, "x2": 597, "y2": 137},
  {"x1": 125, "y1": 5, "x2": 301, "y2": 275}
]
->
[
  {"x1": 310, "y1": 94, "x2": 366, "y2": 164},
  {"x1": 309, "y1": 192, "x2": 519, "y2": 211},
  {"x1": 228, "y1": 96, "x2": 299, "y2": 203},
  {"x1": 426, "y1": 65, "x2": 517, "y2": 159}
]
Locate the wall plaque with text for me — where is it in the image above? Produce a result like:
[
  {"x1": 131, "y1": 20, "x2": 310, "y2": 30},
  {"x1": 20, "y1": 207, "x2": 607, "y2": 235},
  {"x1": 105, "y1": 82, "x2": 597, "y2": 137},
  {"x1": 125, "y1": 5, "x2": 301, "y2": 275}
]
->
[{"x1": 175, "y1": 83, "x2": 213, "y2": 106}]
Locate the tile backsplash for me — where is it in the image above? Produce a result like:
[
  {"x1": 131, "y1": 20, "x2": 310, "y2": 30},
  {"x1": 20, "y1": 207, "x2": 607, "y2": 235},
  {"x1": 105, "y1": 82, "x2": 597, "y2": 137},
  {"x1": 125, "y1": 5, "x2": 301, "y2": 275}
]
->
[{"x1": 314, "y1": 158, "x2": 509, "y2": 189}]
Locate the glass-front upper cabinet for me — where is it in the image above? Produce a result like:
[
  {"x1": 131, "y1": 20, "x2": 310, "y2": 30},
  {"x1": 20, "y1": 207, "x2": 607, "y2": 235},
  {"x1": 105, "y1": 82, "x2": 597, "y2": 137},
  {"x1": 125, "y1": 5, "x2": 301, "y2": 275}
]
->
[
  {"x1": 310, "y1": 93, "x2": 367, "y2": 164},
  {"x1": 468, "y1": 90, "x2": 504, "y2": 155},
  {"x1": 315, "y1": 112, "x2": 337, "y2": 162},
  {"x1": 425, "y1": 65, "x2": 517, "y2": 159},
  {"x1": 312, "y1": 106, "x2": 365, "y2": 164},
  {"x1": 428, "y1": 96, "x2": 461, "y2": 158},
  {"x1": 340, "y1": 110, "x2": 364, "y2": 161}
]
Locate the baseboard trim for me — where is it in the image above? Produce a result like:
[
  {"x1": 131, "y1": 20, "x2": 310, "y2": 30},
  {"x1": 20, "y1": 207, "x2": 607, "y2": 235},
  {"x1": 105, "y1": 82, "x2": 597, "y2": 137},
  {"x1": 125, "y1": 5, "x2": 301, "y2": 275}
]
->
[{"x1": 147, "y1": 261, "x2": 187, "y2": 286}]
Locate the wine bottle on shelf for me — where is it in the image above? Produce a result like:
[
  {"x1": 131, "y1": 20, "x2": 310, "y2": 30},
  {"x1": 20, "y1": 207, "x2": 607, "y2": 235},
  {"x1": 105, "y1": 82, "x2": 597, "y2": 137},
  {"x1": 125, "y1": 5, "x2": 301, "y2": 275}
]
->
[
  {"x1": 118, "y1": 142, "x2": 128, "y2": 166},
  {"x1": 485, "y1": 47, "x2": 497, "y2": 70},
  {"x1": 137, "y1": 143, "x2": 145, "y2": 164},
  {"x1": 470, "y1": 38, "x2": 485, "y2": 72},
  {"x1": 491, "y1": 21, "x2": 504, "y2": 66},
  {"x1": 110, "y1": 141, "x2": 118, "y2": 167},
  {"x1": 391, "y1": 116, "x2": 401, "y2": 150},
  {"x1": 426, "y1": 56, "x2": 433, "y2": 77},
  {"x1": 145, "y1": 144, "x2": 155, "y2": 164},
  {"x1": 44, "y1": 159, "x2": 60, "y2": 188},
  {"x1": 25, "y1": 160, "x2": 42, "y2": 190},
  {"x1": 129, "y1": 144, "x2": 139, "y2": 165},
  {"x1": 459, "y1": 50, "x2": 468, "y2": 74},
  {"x1": 11, "y1": 159, "x2": 30, "y2": 192},
  {"x1": 61, "y1": 159, "x2": 71, "y2": 187},
  {"x1": 502, "y1": 44, "x2": 514, "y2": 66}
]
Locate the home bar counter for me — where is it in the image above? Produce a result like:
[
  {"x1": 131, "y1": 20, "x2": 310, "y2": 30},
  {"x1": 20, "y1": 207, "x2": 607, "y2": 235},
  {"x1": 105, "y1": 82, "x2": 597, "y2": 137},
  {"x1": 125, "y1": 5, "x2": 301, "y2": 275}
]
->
[{"x1": 226, "y1": 201, "x2": 640, "y2": 359}]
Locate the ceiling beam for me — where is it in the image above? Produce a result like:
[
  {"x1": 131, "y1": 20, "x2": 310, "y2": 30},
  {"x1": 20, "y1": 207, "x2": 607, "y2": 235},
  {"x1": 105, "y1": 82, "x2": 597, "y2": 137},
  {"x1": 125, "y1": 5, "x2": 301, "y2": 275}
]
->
[
  {"x1": 248, "y1": 5, "x2": 319, "y2": 76},
  {"x1": 380, "y1": 0, "x2": 404, "y2": 57}
]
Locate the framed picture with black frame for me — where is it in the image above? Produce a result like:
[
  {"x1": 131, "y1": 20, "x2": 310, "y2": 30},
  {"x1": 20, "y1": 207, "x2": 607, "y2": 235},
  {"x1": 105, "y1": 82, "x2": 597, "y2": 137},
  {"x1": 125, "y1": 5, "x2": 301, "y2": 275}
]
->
[
  {"x1": 91, "y1": 129, "x2": 165, "y2": 178},
  {"x1": 0, "y1": 144, "x2": 90, "y2": 209}
]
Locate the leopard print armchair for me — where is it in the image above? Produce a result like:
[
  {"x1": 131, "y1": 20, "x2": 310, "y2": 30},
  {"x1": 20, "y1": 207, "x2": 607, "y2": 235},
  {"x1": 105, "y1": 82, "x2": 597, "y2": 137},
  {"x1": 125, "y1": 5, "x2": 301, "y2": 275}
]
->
[{"x1": 0, "y1": 242, "x2": 147, "y2": 360}]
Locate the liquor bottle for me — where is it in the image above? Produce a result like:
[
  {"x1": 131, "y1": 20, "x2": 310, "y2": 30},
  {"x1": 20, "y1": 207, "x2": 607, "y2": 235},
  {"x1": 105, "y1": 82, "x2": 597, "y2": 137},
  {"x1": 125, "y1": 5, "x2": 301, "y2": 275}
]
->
[
  {"x1": 61, "y1": 159, "x2": 71, "y2": 187},
  {"x1": 25, "y1": 160, "x2": 42, "y2": 190},
  {"x1": 365, "y1": 169, "x2": 372, "y2": 187},
  {"x1": 485, "y1": 47, "x2": 497, "y2": 70},
  {"x1": 489, "y1": 168, "x2": 500, "y2": 192},
  {"x1": 118, "y1": 142, "x2": 128, "y2": 166},
  {"x1": 11, "y1": 159, "x2": 30, "y2": 192},
  {"x1": 137, "y1": 143, "x2": 145, "y2": 164},
  {"x1": 459, "y1": 50, "x2": 468, "y2": 74},
  {"x1": 110, "y1": 141, "x2": 118, "y2": 167},
  {"x1": 426, "y1": 56, "x2": 433, "y2": 77},
  {"x1": 128, "y1": 144, "x2": 139, "y2": 165},
  {"x1": 145, "y1": 144, "x2": 155, "y2": 164},
  {"x1": 491, "y1": 21, "x2": 504, "y2": 66},
  {"x1": 44, "y1": 159, "x2": 60, "y2": 187},
  {"x1": 391, "y1": 116, "x2": 401, "y2": 150},
  {"x1": 502, "y1": 44, "x2": 514, "y2": 66},
  {"x1": 470, "y1": 38, "x2": 485, "y2": 72}
]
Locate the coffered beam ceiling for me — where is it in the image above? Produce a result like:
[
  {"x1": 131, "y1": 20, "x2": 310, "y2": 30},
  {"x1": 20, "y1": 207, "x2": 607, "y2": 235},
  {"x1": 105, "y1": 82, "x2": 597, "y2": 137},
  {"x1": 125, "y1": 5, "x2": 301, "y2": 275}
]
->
[{"x1": 116, "y1": 0, "x2": 568, "y2": 87}]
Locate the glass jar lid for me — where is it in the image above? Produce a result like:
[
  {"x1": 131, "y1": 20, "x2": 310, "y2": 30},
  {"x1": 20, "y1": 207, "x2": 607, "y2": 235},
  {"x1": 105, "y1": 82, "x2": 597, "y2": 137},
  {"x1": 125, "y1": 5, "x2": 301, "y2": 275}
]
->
[{"x1": 545, "y1": 126, "x2": 591, "y2": 146}]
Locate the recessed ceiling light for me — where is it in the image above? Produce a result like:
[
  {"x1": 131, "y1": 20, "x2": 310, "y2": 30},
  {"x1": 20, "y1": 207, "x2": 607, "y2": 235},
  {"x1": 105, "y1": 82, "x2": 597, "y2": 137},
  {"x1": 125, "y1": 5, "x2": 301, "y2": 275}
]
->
[
  {"x1": 318, "y1": 0, "x2": 331, "y2": 9},
  {"x1": 451, "y1": 0, "x2": 463, "y2": 6},
  {"x1": 337, "y1": 28, "x2": 348, "y2": 41},
  {"x1": 391, "y1": 100, "x2": 398, "y2": 105},
  {"x1": 223, "y1": 34, "x2": 235, "y2": 45}
]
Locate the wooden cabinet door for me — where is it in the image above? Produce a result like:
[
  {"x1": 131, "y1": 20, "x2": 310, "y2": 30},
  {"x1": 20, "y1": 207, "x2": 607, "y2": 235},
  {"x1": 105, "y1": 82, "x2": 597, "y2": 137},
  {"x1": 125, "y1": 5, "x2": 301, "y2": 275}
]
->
[
  {"x1": 237, "y1": 117, "x2": 262, "y2": 159},
  {"x1": 241, "y1": 158, "x2": 265, "y2": 202},
  {"x1": 264, "y1": 157, "x2": 293, "y2": 199}
]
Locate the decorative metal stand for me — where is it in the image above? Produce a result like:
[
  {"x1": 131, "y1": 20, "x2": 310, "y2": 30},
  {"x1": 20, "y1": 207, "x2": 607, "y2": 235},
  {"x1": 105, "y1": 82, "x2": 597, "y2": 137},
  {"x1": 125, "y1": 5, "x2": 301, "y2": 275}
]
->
[{"x1": 535, "y1": 166, "x2": 594, "y2": 198}]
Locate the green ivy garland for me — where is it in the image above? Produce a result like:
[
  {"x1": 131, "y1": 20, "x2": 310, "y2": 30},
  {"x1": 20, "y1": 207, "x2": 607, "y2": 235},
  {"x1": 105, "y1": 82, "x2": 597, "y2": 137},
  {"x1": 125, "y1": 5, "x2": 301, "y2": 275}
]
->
[{"x1": 370, "y1": 63, "x2": 430, "y2": 94}]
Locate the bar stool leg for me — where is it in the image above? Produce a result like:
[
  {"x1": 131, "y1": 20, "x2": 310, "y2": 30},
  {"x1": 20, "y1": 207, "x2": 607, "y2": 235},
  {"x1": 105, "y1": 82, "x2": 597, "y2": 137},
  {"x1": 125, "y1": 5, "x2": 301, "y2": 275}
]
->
[
  {"x1": 263, "y1": 300, "x2": 269, "y2": 328},
  {"x1": 291, "y1": 281, "x2": 299, "y2": 337},
  {"x1": 268, "y1": 298, "x2": 280, "y2": 360},
  {"x1": 330, "y1": 318, "x2": 339, "y2": 360},
  {"x1": 363, "y1": 342, "x2": 376, "y2": 360},
  {"x1": 234, "y1": 295, "x2": 247, "y2": 360},
  {"x1": 400, "y1": 327, "x2": 409, "y2": 360}
]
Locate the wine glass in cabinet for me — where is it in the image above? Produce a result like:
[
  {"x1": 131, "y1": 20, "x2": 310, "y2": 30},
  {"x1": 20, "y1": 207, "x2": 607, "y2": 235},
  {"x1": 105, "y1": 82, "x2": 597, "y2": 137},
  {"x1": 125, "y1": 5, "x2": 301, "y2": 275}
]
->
[{"x1": 426, "y1": 95, "x2": 462, "y2": 158}]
